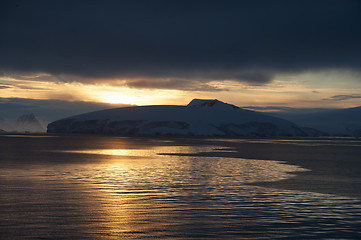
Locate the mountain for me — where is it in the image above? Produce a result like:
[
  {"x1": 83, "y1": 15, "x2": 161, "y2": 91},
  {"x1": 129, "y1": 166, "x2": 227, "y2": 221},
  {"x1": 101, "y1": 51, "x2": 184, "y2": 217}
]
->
[
  {"x1": 0, "y1": 113, "x2": 45, "y2": 133},
  {"x1": 15, "y1": 113, "x2": 45, "y2": 133},
  {"x1": 47, "y1": 99, "x2": 306, "y2": 137},
  {"x1": 269, "y1": 106, "x2": 361, "y2": 137}
]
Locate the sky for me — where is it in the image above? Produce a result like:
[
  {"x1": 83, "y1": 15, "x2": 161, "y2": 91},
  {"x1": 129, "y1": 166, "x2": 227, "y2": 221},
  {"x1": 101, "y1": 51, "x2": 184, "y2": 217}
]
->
[{"x1": 1, "y1": 0, "x2": 361, "y2": 123}]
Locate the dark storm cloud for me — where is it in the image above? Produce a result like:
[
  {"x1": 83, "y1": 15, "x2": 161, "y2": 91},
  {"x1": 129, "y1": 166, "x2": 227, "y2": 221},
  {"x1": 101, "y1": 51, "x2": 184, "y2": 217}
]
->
[{"x1": 1, "y1": 0, "x2": 361, "y2": 88}]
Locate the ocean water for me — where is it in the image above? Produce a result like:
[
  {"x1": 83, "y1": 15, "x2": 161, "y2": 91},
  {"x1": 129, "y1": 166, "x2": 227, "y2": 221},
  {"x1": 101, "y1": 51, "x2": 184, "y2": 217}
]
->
[{"x1": 1, "y1": 135, "x2": 361, "y2": 239}]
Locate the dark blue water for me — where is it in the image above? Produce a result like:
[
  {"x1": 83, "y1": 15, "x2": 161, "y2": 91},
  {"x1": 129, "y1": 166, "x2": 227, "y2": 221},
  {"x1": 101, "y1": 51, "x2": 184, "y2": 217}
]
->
[{"x1": 1, "y1": 135, "x2": 361, "y2": 239}]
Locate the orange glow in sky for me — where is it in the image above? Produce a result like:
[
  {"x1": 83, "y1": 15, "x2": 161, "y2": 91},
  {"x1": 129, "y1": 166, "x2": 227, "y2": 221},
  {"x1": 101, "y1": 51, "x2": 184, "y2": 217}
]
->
[{"x1": 1, "y1": 71, "x2": 361, "y2": 109}]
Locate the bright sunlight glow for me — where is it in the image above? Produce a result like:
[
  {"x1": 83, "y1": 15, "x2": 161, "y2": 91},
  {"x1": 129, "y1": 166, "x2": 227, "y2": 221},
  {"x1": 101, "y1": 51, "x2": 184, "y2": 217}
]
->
[{"x1": 102, "y1": 94, "x2": 137, "y2": 104}]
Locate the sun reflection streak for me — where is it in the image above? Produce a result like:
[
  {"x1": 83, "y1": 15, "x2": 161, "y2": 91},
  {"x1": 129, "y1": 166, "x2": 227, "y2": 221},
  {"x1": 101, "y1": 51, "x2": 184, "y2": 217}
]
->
[{"x1": 60, "y1": 145, "x2": 223, "y2": 157}]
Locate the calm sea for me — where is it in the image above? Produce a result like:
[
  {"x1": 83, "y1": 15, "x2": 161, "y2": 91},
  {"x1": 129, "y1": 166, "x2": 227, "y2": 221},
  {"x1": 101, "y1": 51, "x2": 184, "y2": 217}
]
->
[{"x1": 1, "y1": 134, "x2": 361, "y2": 239}]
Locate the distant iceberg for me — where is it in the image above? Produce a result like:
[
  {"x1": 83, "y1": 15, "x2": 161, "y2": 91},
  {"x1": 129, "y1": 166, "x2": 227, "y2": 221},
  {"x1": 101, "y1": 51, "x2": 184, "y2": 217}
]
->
[
  {"x1": 47, "y1": 99, "x2": 306, "y2": 137},
  {"x1": 0, "y1": 113, "x2": 45, "y2": 133},
  {"x1": 16, "y1": 113, "x2": 45, "y2": 133}
]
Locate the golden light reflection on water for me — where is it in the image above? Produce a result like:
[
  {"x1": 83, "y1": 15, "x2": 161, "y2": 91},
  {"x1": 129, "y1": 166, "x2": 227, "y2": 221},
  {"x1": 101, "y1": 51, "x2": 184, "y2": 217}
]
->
[
  {"x1": 0, "y1": 170, "x2": 173, "y2": 239},
  {"x1": 3, "y1": 136, "x2": 361, "y2": 239},
  {"x1": 54, "y1": 145, "x2": 308, "y2": 189},
  {"x1": 60, "y1": 145, "x2": 222, "y2": 157},
  {"x1": 0, "y1": 156, "x2": 309, "y2": 239}
]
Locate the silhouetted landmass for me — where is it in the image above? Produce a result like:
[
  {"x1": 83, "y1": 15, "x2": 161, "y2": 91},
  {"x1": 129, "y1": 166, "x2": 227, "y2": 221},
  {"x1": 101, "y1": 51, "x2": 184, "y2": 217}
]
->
[
  {"x1": 48, "y1": 99, "x2": 306, "y2": 137},
  {"x1": 271, "y1": 106, "x2": 361, "y2": 137}
]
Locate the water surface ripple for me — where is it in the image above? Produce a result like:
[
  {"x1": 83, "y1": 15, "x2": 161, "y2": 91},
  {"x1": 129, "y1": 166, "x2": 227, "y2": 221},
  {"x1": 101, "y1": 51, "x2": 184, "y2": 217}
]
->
[{"x1": 1, "y1": 135, "x2": 361, "y2": 239}]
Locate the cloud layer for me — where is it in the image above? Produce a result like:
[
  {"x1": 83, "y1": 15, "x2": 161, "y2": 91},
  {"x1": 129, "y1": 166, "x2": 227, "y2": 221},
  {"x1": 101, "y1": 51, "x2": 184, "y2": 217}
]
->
[
  {"x1": 1, "y1": 0, "x2": 361, "y2": 89},
  {"x1": 0, "y1": 97, "x2": 129, "y2": 123},
  {"x1": 326, "y1": 94, "x2": 361, "y2": 101}
]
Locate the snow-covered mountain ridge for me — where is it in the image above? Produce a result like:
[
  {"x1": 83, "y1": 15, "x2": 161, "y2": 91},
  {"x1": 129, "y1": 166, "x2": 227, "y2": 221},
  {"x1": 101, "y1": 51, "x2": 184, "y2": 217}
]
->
[
  {"x1": 269, "y1": 106, "x2": 361, "y2": 137},
  {"x1": 47, "y1": 99, "x2": 306, "y2": 137},
  {"x1": 187, "y1": 99, "x2": 240, "y2": 110}
]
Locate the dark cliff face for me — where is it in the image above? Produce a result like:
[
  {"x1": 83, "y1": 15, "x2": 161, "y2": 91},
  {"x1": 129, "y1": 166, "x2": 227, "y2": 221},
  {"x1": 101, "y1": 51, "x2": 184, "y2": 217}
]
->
[
  {"x1": 47, "y1": 118, "x2": 75, "y2": 133},
  {"x1": 47, "y1": 119, "x2": 192, "y2": 135}
]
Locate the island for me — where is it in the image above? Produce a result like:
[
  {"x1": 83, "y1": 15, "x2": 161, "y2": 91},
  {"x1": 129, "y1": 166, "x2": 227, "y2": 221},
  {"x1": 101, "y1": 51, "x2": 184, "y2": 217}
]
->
[{"x1": 47, "y1": 99, "x2": 306, "y2": 137}]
